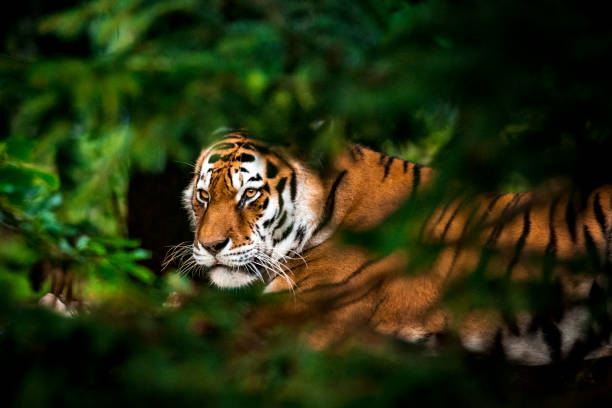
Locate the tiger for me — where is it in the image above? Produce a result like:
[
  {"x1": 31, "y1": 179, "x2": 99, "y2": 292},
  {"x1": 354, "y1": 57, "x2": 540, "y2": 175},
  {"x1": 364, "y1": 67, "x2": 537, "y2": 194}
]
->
[{"x1": 181, "y1": 132, "x2": 612, "y2": 365}]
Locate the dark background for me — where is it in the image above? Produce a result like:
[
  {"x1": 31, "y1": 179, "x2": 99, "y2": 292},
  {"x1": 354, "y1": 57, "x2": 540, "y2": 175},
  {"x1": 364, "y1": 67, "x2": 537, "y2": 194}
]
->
[{"x1": 2, "y1": 0, "x2": 612, "y2": 406}]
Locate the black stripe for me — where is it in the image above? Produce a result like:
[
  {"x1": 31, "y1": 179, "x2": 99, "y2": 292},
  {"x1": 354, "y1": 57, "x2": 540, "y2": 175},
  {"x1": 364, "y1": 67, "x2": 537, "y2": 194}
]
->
[
  {"x1": 266, "y1": 161, "x2": 279, "y2": 178},
  {"x1": 239, "y1": 167, "x2": 250, "y2": 173},
  {"x1": 541, "y1": 319, "x2": 562, "y2": 362},
  {"x1": 446, "y1": 246, "x2": 463, "y2": 281},
  {"x1": 273, "y1": 211, "x2": 287, "y2": 231},
  {"x1": 430, "y1": 199, "x2": 455, "y2": 235},
  {"x1": 383, "y1": 156, "x2": 394, "y2": 180},
  {"x1": 328, "y1": 280, "x2": 384, "y2": 310},
  {"x1": 262, "y1": 183, "x2": 270, "y2": 193},
  {"x1": 290, "y1": 171, "x2": 297, "y2": 201},
  {"x1": 440, "y1": 201, "x2": 465, "y2": 241},
  {"x1": 208, "y1": 172, "x2": 220, "y2": 192},
  {"x1": 263, "y1": 217, "x2": 275, "y2": 229},
  {"x1": 594, "y1": 192, "x2": 607, "y2": 236},
  {"x1": 295, "y1": 225, "x2": 307, "y2": 245},
  {"x1": 459, "y1": 202, "x2": 479, "y2": 240},
  {"x1": 315, "y1": 170, "x2": 348, "y2": 233},
  {"x1": 412, "y1": 163, "x2": 422, "y2": 196},
  {"x1": 208, "y1": 154, "x2": 221, "y2": 163},
  {"x1": 262, "y1": 197, "x2": 269, "y2": 210},
  {"x1": 403, "y1": 160, "x2": 408, "y2": 174},
  {"x1": 276, "y1": 177, "x2": 287, "y2": 212},
  {"x1": 425, "y1": 201, "x2": 451, "y2": 240},
  {"x1": 303, "y1": 260, "x2": 375, "y2": 293},
  {"x1": 276, "y1": 177, "x2": 287, "y2": 194},
  {"x1": 478, "y1": 193, "x2": 504, "y2": 227},
  {"x1": 293, "y1": 274, "x2": 312, "y2": 288},
  {"x1": 274, "y1": 222, "x2": 294, "y2": 245},
  {"x1": 446, "y1": 203, "x2": 481, "y2": 279},
  {"x1": 487, "y1": 194, "x2": 522, "y2": 248},
  {"x1": 240, "y1": 143, "x2": 256, "y2": 151},
  {"x1": 546, "y1": 197, "x2": 560, "y2": 256},
  {"x1": 565, "y1": 195, "x2": 577, "y2": 242},
  {"x1": 507, "y1": 205, "x2": 531, "y2": 274},
  {"x1": 247, "y1": 173, "x2": 262, "y2": 182},
  {"x1": 368, "y1": 294, "x2": 389, "y2": 325},
  {"x1": 237, "y1": 153, "x2": 255, "y2": 162},
  {"x1": 583, "y1": 225, "x2": 600, "y2": 265},
  {"x1": 378, "y1": 153, "x2": 386, "y2": 165},
  {"x1": 262, "y1": 209, "x2": 278, "y2": 229},
  {"x1": 226, "y1": 167, "x2": 233, "y2": 185}
]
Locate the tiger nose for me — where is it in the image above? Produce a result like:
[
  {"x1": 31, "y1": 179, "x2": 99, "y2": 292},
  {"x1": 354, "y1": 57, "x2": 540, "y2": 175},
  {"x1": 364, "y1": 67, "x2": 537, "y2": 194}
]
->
[{"x1": 201, "y1": 238, "x2": 230, "y2": 255}]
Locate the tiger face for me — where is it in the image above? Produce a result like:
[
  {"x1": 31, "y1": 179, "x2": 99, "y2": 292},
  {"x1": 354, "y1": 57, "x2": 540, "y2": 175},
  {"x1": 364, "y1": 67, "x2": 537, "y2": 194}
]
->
[{"x1": 183, "y1": 134, "x2": 321, "y2": 289}]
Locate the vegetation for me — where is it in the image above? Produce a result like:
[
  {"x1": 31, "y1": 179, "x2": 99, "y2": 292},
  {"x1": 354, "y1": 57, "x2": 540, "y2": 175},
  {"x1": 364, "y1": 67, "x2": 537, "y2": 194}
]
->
[{"x1": 1, "y1": 0, "x2": 612, "y2": 406}]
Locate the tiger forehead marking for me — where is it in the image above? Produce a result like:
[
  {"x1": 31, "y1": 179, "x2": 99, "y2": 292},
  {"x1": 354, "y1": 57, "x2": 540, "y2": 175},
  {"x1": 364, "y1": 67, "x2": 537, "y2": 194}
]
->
[
  {"x1": 198, "y1": 141, "x2": 266, "y2": 192},
  {"x1": 184, "y1": 134, "x2": 321, "y2": 289}
]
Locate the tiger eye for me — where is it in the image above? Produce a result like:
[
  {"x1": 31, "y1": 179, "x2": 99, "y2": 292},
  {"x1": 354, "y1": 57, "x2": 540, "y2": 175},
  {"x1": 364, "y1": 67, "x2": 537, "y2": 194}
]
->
[
  {"x1": 197, "y1": 190, "x2": 210, "y2": 203},
  {"x1": 245, "y1": 188, "x2": 257, "y2": 198}
]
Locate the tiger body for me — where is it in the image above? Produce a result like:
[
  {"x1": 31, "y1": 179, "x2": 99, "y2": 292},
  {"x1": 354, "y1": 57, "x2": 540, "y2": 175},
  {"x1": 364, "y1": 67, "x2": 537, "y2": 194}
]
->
[{"x1": 183, "y1": 134, "x2": 611, "y2": 364}]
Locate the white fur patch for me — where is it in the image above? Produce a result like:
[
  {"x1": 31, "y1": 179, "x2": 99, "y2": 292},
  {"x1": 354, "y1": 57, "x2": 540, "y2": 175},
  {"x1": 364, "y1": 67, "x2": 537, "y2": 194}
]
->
[
  {"x1": 559, "y1": 307, "x2": 589, "y2": 357},
  {"x1": 502, "y1": 329, "x2": 552, "y2": 365},
  {"x1": 461, "y1": 334, "x2": 492, "y2": 353},
  {"x1": 209, "y1": 266, "x2": 258, "y2": 288},
  {"x1": 398, "y1": 325, "x2": 430, "y2": 343}
]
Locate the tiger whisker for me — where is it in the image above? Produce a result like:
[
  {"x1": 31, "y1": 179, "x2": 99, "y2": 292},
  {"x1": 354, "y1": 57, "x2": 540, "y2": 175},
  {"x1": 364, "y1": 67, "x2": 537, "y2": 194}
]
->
[
  {"x1": 259, "y1": 252, "x2": 295, "y2": 279},
  {"x1": 245, "y1": 263, "x2": 265, "y2": 283},
  {"x1": 252, "y1": 258, "x2": 295, "y2": 295},
  {"x1": 177, "y1": 255, "x2": 203, "y2": 277},
  {"x1": 254, "y1": 252, "x2": 296, "y2": 294},
  {"x1": 162, "y1": 242, "x2": 193, "y2": 270},
  {"x1": 268, "y1": 247, "x2": 308, "y2": 269}
]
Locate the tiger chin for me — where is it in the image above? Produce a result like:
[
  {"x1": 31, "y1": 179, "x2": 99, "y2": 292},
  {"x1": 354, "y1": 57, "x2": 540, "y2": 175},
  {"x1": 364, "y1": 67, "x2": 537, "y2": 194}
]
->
[{"x1": 181, "y1": 132, "x2": 612, "y2": 365}]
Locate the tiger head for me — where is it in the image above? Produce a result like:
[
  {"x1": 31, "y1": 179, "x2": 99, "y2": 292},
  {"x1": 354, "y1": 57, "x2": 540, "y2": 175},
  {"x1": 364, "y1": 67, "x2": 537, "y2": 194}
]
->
[{"x1": 183, "y1": 134, "x2": 323, "y2": 288}]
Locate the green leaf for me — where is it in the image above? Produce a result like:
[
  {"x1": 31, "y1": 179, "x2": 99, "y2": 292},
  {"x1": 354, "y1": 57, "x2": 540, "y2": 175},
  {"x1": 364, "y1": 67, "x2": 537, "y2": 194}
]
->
[
  {"x1": 76, "y1": 235, "x2": 90, "y2": 250},
  {"x1": 5, "y1": 137, "x2": 35, "y2": 161},
  {"x1": 127, "y1": 265, "x2": 155, "y2": 284},
  {"x1": 130, "y1": 248, "x2": 151, "y2": 261}
]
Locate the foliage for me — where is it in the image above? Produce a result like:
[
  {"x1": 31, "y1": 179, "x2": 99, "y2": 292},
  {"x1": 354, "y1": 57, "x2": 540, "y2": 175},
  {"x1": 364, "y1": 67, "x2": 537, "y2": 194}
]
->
[{"x1": 2, "y1": 0, "x2": 612, "y2": 406}]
